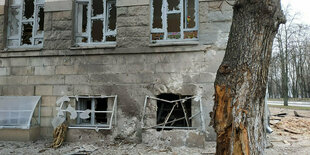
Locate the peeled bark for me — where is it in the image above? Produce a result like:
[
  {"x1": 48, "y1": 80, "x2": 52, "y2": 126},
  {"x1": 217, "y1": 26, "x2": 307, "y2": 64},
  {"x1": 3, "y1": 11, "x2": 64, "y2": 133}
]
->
[{"x1": 210, "y1": 0, "x2": 285, "y2": 154}]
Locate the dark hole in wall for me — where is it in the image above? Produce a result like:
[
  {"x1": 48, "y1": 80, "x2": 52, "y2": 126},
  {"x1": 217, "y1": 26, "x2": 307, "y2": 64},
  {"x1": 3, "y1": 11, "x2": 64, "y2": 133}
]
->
[
  {"x1": 95, "y1": 98, "x2": 108, "y2": 124},
  {"x1": 92, "y1": 0, "x2": 103, "y2": 16},
  {"x1": 38, "y1": 7, "x2": 44, "y2": 31},
  {"x1": 92, "y1": 19, "x2": 103, "y2": 42},
  {"x1": 156, "y1": 93, "x2": 192, "y2": 131},
  {"x1": 152, "y1": 0, "x2": 162, "y2": 29},
  {"x1": 21, "y1": 23, "x2": 33, "y2": 45},
  {"x1": 24, "y1": 0, "x2": 34, "y2": 19},
  {"x1": 107, "y1": 2, "x2": 116, "y2": 31}
]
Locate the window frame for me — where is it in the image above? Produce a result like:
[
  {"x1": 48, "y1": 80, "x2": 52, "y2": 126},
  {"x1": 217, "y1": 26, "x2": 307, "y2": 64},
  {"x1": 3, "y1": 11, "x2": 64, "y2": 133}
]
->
[
  {"x1": 75, "y1": 98, "x2": 108, "y2": 126},
  {"x1": 141, "y1": 95, "x2": 206, "y2": 131},
  {"x1": 74, "y1": 0, "x2": 116, "y2": 46},
  {"x1": 7, "y1": 0, "x2": 45, "y2": 48},
  {"x1": 63, "y1": 95, "x2": 118, "y2": 130},
  {"x1": 150, "y1": 0, "x2": 199, "y2": 42}
]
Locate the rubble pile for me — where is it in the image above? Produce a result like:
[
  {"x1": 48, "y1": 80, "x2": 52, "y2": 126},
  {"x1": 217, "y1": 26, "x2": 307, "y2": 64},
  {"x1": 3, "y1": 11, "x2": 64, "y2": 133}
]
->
[
  {"x1": 273, "y1": 117, "x2": 310, "y2": 135},
  {"x1": 270, "y1": 110, "x2": 310, "y2": 135}
]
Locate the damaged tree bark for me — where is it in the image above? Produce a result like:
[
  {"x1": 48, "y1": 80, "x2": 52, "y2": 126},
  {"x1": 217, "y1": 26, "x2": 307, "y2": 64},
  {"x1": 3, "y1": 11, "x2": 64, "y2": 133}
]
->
[{"x1": 210, "y1": 0, "x2": 285, "y2": 154}]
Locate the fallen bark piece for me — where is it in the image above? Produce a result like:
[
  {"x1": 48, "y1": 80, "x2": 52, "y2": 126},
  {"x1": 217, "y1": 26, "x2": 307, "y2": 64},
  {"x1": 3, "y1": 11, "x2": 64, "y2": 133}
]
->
[
  {"x1": 294, "y1": 111, "x2": 304, "y2": 117},
  {"x1": 283, "y1": 128, "x2": 303, "y2": 134},
  {"x1": 294, "y1": 111, "x2": 310, "y2": 118},
  {"x1": 273, "y1": 113, "x2": 287, "y2": 117}
]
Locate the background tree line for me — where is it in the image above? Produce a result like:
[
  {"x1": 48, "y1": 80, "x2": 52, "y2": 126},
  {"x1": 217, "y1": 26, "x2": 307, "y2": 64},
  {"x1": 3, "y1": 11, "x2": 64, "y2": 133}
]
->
[{"x1": 268, "y1": 7, "x2": 310, "y2": 104}]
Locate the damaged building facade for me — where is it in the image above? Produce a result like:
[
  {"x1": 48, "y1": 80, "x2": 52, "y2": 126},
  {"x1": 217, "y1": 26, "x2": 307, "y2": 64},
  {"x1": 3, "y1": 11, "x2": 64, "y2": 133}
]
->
[{"x1": 0, "y1": 0, "x2": 233, "y2": 147}]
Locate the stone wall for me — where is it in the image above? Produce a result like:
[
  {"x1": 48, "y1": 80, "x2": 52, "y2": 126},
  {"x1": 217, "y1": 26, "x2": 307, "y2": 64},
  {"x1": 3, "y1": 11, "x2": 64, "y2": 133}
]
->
[{"x1": 0, "y1": 0, "x2": 233, "y2": 142}]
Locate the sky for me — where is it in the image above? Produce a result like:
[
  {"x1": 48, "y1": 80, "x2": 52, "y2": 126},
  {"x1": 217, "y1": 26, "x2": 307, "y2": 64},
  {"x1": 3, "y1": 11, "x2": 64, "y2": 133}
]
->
[{"x1": 281, "y1": 0, "x2": 310, "y2": 25}]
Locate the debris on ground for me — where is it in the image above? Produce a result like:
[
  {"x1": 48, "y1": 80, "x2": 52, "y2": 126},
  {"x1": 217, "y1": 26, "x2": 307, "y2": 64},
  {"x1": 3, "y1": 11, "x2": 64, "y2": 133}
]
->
[
  {"x1": 0, "y1": 107, "x2": 309, "y2": 155},
  {"x1": 265, "y1": 107, "x2": 310, "y2": 154},
  {"x1": 271, "y1": 115, "x2": 310, "y2": 135},
  {"x1": 67, "y1": 145, "x2": 98, "y2": 155},
  {"x1": 273, "y1": 113, "x2": 287, "y2": 117}
]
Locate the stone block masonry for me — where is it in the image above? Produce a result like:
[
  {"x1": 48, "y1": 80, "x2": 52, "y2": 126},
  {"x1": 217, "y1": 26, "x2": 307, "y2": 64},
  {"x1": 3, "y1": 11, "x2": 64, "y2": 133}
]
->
[{"x1": 0, "y1": 0, "x2": 233, "y2": 145}]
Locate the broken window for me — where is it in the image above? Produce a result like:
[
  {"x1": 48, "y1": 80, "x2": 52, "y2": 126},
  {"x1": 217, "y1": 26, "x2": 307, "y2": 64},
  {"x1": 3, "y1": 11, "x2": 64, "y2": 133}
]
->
[
  {"x1": 76, "y1": 98, "x2": 108, "y2": 125},
  {"x1": 141, "y1": 94, "x2": 206, "y2": 131},
  {"x1": 156, "y1": 94, "x2": 192, "y2": 130},
  {"x1": 7, "y1": 0, "x2": 45, "y2": 48},
  {"x1": 151, "y1": 0, "x2": 198, "y2": 41},
  {"x1": 75, "y1": 0, "x2": 116, "y2": 45},
  {"x1": 52, "y1": 95, "x2": 117, "y2": 130}
]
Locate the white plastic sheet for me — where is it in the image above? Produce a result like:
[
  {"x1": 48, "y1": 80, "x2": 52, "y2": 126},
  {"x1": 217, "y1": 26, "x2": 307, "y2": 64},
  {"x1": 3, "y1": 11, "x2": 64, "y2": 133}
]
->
[{"x1": 0, "y1": 96, "x2": 41, "y2": 129}]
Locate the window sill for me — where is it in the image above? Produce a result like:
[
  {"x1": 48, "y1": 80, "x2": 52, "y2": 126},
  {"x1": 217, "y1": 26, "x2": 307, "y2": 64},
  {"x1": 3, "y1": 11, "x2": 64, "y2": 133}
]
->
[
  {"x1": 70, "y1": 43, "x2": 116, "y2": 50},
  {"x1": 3, "y1": 47, "x2": 43, "y2": 52},
  {"x1": 149, "y1": 41, "x2": 199, "y2": 47}
]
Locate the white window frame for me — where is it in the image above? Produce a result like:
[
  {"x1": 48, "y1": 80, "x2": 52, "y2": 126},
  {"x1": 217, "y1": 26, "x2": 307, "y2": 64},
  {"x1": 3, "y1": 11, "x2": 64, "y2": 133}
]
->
[
  {"x1": 57, "y1": 95, "x2": 117, "y2": 130},
  {"x1": 74, "y1": 0, "x2": 116, "y2": 46},
  {"x1": 7, "y1": 0, "x2": 45, "y2": 48},
  {"x1": 150, "y1": 0, "x2": 199, "y2": 42}
]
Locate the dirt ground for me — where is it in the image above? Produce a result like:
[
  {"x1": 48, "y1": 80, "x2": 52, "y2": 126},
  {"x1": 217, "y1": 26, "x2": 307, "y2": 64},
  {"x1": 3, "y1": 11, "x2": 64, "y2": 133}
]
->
[
  {"x1": 0, "y1": 107, "x2": 309, "y2": 155},
  {"x1": 265, "y1": 107, "x2": 310, "y2": 155}
]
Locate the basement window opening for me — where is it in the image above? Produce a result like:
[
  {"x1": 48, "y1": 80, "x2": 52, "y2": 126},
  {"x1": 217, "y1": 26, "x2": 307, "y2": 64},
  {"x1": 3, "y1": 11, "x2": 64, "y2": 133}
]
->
[
  {"x1": 7, "y1": 0, "x2": 45, "y2": 48},
  {"x1": 150, "y1": 0, "x2": 198, "y2": 42},
  {"x1": 156, "y1": 94, "x2": 192, "y2": 131},
  {"x1": 75, "y1": 0, "x2": 116, "y2": 46},
  {"x1": 141, "y1": 95, "x2": 206, "y2": 132},
  {"x1": 76, "y1": 98, "x2": 108, "y2": 126},
  {"x1": 53, "y1": 95, "x2": 117, "y2": 131}
]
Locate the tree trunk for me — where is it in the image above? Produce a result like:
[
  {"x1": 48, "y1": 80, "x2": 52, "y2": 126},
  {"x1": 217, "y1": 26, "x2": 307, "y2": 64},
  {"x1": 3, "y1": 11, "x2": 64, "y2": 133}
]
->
[{"x1": 210, "y1": 0, "x2": 285, "y2": 154}]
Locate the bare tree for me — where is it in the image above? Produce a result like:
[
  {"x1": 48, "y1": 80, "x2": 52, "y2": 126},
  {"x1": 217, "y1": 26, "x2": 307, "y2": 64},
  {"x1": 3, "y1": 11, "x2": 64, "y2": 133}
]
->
[
  {"x1": 268, "y1": 7, "x2": 310, "y2": 100},
  {"x1": 210, "y1": 0, "x2": 285, "y2": 154}
]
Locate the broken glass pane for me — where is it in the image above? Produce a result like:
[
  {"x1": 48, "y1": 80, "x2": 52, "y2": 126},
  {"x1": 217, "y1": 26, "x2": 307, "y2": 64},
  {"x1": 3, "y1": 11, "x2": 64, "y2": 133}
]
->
[
  {"x1": 24, "y1": 0, "x2": 34, "y2": 19},
  {"x1": 34, "y1": 38, "x2": 43, "y2": 45},
  {"x1": 168, "y1": 0, "x2": 180, "y2": 11},
  {"x1": 76, "y1": 37, "x2": 88, "y2": 43},
  {"x1": 77, "y1": 99, "x2": 92, "y2": 124},
  {"x1": 184, "y1": 30, "x2": 197, "y2": 39},
  {"x1": 92, "y1": 0, "x2": 103, "y2": 16},
  {"x1": 167, "y1": 14, "x2": 181, "y2": 39},
  {"x1": 36, "y1": 6, "x2": 44, "y2": 36},
  {"x1": 76, "y1": 3, "x2": 88, "y2": 34},
  {"x1": 21, "y1": 23, "x2": 33, "y2": 45},
  {"x1": 152, "y1": 33, "x2": 164, "y2": 40},
  {"x1": 107, "y1": 2, "x2": 116, "y2": 31},
  {"x1": 91, "y1": 19, "x2": 103, "y2": 42},
  {"x1": 95, "y1": 98, "x2": 108, "y2": 124},
  {"x1": 185, "y1": 0, "x2": 195, "y2": 28},
  {"x1": 152, "y1": 0, "x2": 162, "y2": 29},
  {"x1": 106, "y1": 35, "x2": 116, "y2": 41},
  {"x1": 8, "y1": 8, "x2": 20, "y2": 37}
]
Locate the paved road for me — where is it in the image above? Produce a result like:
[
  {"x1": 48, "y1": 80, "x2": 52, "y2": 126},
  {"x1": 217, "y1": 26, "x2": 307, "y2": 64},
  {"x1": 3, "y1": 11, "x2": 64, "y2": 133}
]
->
[{"x1": 268, "y1": 101, "x2": 310, "y2": 107}]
